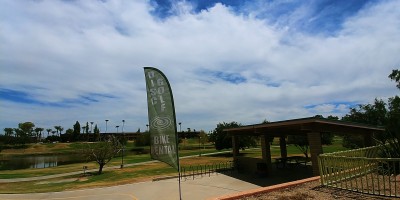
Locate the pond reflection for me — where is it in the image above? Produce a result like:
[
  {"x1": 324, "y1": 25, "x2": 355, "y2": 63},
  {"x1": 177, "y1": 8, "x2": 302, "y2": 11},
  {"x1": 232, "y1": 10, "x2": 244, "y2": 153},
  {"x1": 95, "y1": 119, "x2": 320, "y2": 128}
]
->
[{"x1": 0, "y1": 154, "x2": 86, "y2": 170}]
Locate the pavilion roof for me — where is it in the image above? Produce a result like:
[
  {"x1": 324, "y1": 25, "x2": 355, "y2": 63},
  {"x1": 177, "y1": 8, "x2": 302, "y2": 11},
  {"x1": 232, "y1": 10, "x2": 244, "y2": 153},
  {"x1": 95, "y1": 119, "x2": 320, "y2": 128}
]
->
[{"x1": 224, "y1": 117, "x2": 385, "y2": 137}]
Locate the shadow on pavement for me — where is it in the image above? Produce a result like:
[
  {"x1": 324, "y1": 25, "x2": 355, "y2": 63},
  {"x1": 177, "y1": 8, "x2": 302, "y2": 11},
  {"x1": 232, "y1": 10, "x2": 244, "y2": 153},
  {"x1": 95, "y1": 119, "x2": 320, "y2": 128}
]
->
[{"x1": 220, "y1": 165, "x2": 314, "y2": 187}]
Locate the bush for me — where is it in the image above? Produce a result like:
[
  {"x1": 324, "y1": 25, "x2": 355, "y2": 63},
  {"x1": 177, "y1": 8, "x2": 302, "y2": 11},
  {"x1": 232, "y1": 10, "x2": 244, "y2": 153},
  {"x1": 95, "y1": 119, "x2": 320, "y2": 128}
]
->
[
  {"x1": 342, "y1": 135, "x2": 365, "y2": 149},
  {"x1": 135, "y1": 132, "x2": 150, "y2": 146}
]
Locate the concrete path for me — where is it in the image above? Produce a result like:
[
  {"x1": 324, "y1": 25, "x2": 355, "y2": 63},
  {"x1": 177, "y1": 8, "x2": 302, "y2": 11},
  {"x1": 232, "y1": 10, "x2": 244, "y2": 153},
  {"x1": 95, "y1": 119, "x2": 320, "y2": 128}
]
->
[{"x1": 0, "y1": 173, "x2": 259, "y2": 200}]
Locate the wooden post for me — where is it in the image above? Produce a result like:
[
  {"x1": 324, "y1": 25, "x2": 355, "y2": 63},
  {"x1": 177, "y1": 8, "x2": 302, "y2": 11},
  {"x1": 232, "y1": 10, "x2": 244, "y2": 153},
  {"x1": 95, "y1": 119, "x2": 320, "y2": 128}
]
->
[
  {"x1": 279, "y1": 136, "x2": 287, "y2": 158},
  {"x1": 232, "y1": 135, "x2": 239, "y2": 158},
  {"x1": 261, "y1": 135, "x2": 272, "y2": 173},
  {"x1": 307, "y1": 132, "x2": 323, "y2": 176}
]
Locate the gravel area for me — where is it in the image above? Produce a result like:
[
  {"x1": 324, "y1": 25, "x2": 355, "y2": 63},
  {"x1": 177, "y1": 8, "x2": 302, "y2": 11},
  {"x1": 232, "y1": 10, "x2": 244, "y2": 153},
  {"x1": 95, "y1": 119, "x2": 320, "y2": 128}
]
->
[{"x1": 240, "y1": 180, "x2": 399, "y2": 200}]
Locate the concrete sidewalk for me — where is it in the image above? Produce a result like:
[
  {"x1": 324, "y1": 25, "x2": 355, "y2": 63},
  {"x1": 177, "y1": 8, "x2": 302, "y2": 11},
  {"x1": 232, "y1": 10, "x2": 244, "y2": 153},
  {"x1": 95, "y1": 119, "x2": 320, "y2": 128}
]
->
[{"x1": 0, "y1": 173, "x2": 260, "y2": 200}]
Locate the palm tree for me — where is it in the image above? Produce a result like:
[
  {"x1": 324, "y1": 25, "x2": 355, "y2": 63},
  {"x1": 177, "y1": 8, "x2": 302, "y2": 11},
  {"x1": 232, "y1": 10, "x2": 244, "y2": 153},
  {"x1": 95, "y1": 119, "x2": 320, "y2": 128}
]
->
[
  {"x1": 46, "y1": 128, "x2": 52, "y2": 138},
  {"x1": 54, "y1": 126, "x2": 60, "y2": 136},
  {"x1": 54, "y1": 126, "x2": 63, "y2": 137},
  {"x1": 59, "y1": 127, "x2": 64, "y2": 136},
  {"x1": 34, "y1": 127, "x2": 44, "y2": 142}
]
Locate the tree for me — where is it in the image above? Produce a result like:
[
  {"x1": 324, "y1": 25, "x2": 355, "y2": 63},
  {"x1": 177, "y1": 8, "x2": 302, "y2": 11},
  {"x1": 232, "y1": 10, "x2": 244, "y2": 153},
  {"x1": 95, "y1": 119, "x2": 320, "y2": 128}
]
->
[
  {"x1": 135, "y1": 131, "x2": 150, "y2": 146},
  {"x1": 199, "y1": 130, "x2": 209, "y2": 147},
  {"x1": 73, "y1": 121, "x2": 80, "y2": 141},
  {"x1": 384, "y1": 96, "x2": 400, "y2": 157},
  {"x1": 34, "y1": 127, "x2": 44, "y2": 142},
  {"x1": 19, "y1": 122, "x2": 35, "y2": 137},
  {"x1": 340, "y1": 70, "x2": 400, "y2": 157},
  {"x1": 94, "y1": 124, "x2": 100, "y2": 141},
  {"x1": 4, "y1": 128, "x2": 14, "y2": 137},
  {"x1": 287, "y1": 135, "x2": 310, "y2": 158},
  {"x1": 54, "y1": 126, "x2": 61, "y2": 137},
  {"x1": 85, "y1": 122, "x2": 89, "y2": 134},
  {"x1": 82, "y1": 135, "x2": 122, "y2": 174},
  {"x1": 342, "y1": 99, "x2": 388, "y2": 148},
  {"x1": 65, "y1": 128, "x2": 74, "y2": 135},
  {"x1": 389, "y1": 69, "x2": 400, "y2": 89},
  {"x1": 46, "y1": 128, "x2": 52, "y2": 138},
  {"x1": 209, "y1": 122, "x2": 257, "y2": 150}
]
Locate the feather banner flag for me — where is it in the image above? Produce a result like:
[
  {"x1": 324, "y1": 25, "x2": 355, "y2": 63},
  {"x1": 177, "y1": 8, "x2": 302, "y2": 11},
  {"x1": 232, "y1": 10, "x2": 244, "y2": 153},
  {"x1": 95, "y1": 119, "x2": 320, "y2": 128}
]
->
[{"x1": 144, "y1": 67, "x2": 179, "y2": 170}]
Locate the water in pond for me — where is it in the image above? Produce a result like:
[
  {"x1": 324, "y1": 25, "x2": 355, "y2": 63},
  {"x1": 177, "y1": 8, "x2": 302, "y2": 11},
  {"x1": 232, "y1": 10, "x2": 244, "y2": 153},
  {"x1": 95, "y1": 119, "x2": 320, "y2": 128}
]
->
[{"x1": 0, "y1": 154, "x2": 88, "y2": 170}]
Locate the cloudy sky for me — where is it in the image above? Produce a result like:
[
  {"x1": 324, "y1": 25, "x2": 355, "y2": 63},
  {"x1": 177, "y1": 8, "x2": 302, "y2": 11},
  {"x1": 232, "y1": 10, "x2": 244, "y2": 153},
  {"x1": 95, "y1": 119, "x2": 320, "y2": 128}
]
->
[{"x1": 1, "y1": 0, "x2": 399, "y2": 134}]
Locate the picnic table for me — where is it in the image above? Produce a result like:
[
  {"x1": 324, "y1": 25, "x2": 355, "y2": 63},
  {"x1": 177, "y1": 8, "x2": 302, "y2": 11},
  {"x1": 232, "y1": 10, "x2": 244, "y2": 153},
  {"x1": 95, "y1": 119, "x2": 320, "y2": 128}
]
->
[{"x1": 275, "y1": 156, "x2": 310, "y2": 169}]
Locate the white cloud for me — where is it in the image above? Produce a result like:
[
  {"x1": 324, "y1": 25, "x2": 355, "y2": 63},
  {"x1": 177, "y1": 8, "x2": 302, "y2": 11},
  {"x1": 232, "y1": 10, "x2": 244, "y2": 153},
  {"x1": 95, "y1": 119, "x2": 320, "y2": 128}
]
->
[{"x1": 1, "y1": 0, "x2": 399, "y2": 132}]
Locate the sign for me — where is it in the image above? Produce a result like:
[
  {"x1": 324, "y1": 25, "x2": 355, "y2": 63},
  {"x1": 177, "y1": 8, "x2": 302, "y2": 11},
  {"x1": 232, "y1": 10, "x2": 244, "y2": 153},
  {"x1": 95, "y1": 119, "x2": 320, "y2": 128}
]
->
[{"x1": 144, "y1": 67, "x2": 179, "y2": 170}]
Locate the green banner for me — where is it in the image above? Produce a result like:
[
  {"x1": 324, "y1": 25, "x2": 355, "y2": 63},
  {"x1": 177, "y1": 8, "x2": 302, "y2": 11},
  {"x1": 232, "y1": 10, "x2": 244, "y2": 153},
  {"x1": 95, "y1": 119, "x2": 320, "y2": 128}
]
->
[{"x1": 144, "y1": 67, "x2": 179, "y2": 170}]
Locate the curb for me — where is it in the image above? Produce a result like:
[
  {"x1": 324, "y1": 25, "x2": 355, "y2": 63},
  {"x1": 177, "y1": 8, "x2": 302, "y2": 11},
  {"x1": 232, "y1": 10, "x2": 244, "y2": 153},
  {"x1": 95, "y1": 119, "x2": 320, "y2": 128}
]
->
[{"x1": 208, "y1": 176, "x2": 320, "y2": 200}]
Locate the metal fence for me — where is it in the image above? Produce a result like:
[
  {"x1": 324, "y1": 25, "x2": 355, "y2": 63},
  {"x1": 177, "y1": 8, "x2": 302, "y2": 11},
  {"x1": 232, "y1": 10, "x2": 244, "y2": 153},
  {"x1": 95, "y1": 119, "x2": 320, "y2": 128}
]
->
[
  {"x1": 180, "y1": 161, "x2": 234, "y2": 180},
  {"x1": 319, "y1": 146, "x2": 400, "y2": 198}
]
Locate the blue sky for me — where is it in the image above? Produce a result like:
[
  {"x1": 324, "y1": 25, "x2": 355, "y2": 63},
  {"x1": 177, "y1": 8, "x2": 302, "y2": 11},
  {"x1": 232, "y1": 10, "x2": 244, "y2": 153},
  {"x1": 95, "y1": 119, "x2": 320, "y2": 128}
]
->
[{"x1": 1, "y1": 0, "x2": 399, "y2": 133}]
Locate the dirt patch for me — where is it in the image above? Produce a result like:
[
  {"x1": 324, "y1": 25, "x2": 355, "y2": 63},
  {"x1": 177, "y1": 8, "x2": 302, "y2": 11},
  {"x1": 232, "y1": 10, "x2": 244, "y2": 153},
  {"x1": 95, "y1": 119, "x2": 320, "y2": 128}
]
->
[
  {"x1": 240, "y1": 180, "x2": 398, "y2": 200},
  {"x1": 180, "y1": 156, "x2": 231, "y2": 166}
]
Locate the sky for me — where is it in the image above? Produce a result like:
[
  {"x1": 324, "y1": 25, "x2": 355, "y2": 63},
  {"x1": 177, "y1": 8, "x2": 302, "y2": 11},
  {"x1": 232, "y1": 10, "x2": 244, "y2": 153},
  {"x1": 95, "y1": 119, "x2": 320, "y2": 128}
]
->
[{"x1": 1, "y1": 0, "x2": 399, "y2": 134}]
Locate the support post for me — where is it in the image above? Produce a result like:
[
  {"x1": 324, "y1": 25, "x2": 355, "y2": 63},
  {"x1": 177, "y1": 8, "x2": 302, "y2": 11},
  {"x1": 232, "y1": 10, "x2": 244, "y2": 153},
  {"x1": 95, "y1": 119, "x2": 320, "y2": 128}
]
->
[
  {"x1": 307, "y1": 132, "x2": 323, "y2": 176},
  {"x1": 260, "y1": 135, "x2": 272, "y2": 174},
  {"x1": 279, "y1": 136, "x2": 287, "y2": 158},
  {"x1": 232, "y1": 135, "x2": 239, "y2": 158}
]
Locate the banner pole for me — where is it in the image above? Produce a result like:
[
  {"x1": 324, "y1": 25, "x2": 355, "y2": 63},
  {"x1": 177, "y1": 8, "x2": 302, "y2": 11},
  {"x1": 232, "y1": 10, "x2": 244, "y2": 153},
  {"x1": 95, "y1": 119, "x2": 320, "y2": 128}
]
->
[
  {"x1": 178, "y1": 164, "x2": 182, "y2": 200},
  {"x1": 177, "y1": 128, "x2": 182, "y2": 200}
]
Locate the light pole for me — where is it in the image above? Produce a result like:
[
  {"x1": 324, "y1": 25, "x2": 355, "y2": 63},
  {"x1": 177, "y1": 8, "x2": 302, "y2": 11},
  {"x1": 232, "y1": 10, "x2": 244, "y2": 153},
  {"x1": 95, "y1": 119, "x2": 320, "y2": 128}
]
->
[
  {"x1": 122, "y1": 120, "x2": 125, "y2": 133},
  {"x1": 146, "y1": 124, "x2": 149, "y2": 132},
  {"x1": 121, "y1": 120, "x2": 125, "y2": 168},
  {"x1": 179, "y1": 122, "x2": 182, "y2": 132},
  {"x1": 199, "y1": 132, "x2": 201, "y2": 157},
  {"x1": 105, "y1": 120, "x2": 109, "y2": 133},
  {"x1": 116, "y1": 125, "x2": 119, "y2": 133}
]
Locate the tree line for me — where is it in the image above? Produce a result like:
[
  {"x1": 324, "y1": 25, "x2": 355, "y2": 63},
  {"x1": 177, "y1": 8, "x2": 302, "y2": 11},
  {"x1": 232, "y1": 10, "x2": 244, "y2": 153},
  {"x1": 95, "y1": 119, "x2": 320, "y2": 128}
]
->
[{"x1": 1, "y1": 121, "x2": 102, "y2": 145}]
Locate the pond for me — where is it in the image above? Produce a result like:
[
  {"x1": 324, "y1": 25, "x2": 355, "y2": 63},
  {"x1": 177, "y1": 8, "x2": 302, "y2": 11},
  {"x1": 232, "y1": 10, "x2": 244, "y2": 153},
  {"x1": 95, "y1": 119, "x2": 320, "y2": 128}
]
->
[{"x1": 0, "y1": 154, "x2": 88, "y2": 170}]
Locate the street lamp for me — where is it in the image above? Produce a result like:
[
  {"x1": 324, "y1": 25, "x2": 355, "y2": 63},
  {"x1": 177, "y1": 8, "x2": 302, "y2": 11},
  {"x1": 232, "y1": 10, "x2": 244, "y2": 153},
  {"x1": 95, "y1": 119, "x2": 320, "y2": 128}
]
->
[
  {"x1": 121, "y1": 120, "x2": 125, "y2": 168},
  {"x1": 198, "y1": 132, "x2": 201, "y2": 156},
  {"x1": 146, "y1": 124, "x2": 149, "y2": 132},
  {"x1": 116, "y1": 125, "x2": 119, "y2": 133},
  {"x1": 122, "y1": 120, "x2": 125, "y2": 133},
  {"x1": 105, "y1": 120, "x2": 109, "y2": 133},
  {"x1": 178, "y1": 122, "x2": 182, "y2": 132}
]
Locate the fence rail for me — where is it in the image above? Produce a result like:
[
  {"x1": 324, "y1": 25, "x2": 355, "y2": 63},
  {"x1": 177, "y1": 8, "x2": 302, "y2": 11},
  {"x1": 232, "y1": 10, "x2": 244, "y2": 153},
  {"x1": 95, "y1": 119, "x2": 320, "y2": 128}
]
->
[
  {"x1": 180, "y1": 161, "x2": 234, "y2": 180},
  {"x1": 319, "y1": 146, "x2": 400, "y2": 198}
]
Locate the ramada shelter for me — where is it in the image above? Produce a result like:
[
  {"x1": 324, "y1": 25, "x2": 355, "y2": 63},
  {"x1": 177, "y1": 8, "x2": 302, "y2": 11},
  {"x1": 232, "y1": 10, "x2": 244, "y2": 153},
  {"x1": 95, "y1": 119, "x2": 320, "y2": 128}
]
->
[{"x1": 224, "y1": 117, "x2": 385, "y2": 176}]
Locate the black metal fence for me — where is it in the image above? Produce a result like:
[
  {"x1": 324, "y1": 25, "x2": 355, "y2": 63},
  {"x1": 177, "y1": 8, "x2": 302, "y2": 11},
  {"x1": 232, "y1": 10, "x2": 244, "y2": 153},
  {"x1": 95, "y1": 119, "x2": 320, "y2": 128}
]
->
[{"x1": 180, "y1": 161, "x2": 234, "y2": 180}]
